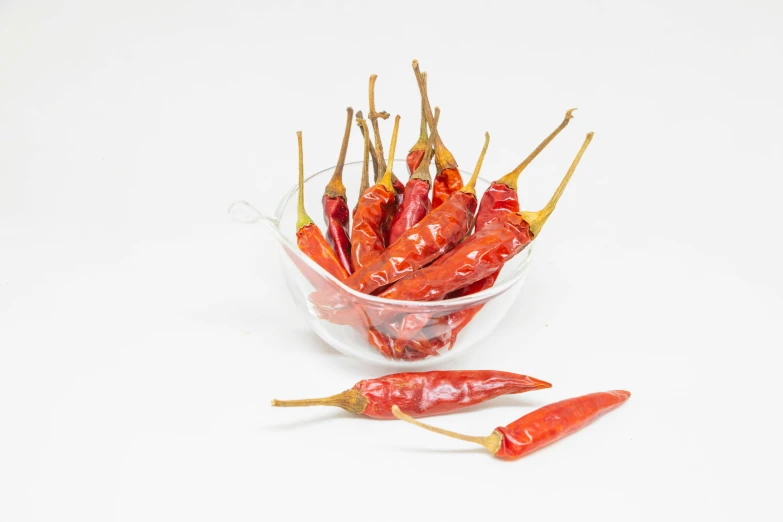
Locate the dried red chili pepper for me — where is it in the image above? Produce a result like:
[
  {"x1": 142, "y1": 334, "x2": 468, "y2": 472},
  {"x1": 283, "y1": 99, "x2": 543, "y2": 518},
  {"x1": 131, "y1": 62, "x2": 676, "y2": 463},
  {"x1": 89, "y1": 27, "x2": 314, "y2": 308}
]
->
[
  {"x1": 378, "y1": 132, "x2": 593, "y2": 303},
  {"x1": 368, "y1": 74, "x2": 405, "y2": 194},
  {"x1": 388, "y1": 106, "x2": 440, "y2": 245},
  {"x1": 321, "y1": 107, "x2": 354, "y2": 275},
  {"x1": 340, "y1": 130, "x2": 489, "y2": 297},
  {"x1": 413, "y1": 60, "x2": 463, "y2": 208},
  {"x1": 439, "y1": 109, "x2": 578, "y2": 341},
  {"x1": 350, "y1": 115, "x2": 402, "y2": 270},
  {"x1": 392, "y1": 390, "x2": 631, "y2": 460},
  {"x1": 294, "y1": 131, "x2": 350, "y2": 282},
  {"x1": 271, "y1": 370, "x2": 551, "y2": 419}
]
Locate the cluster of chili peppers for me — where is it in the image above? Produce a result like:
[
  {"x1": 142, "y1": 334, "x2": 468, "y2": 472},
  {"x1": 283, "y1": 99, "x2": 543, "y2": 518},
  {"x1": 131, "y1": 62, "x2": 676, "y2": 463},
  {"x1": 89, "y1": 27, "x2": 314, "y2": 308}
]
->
[
  {"x1": 272, "y1": 369, "x2": 631, "y2": 461},
  {"x1": 292, "y1": 59, "x2": 595, "y2": 360}
]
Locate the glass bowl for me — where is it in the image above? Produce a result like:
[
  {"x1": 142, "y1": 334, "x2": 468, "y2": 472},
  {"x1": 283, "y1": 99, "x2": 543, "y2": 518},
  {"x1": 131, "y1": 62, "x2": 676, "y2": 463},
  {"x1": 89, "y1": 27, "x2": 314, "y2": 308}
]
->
[{"x1": 230, "y1": 160, "x2": 534, "y2": 368}]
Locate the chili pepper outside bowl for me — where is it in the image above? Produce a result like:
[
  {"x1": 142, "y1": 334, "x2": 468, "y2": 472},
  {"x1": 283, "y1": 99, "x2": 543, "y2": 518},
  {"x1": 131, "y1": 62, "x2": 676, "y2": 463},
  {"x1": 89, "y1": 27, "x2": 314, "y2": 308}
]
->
[{"x1": 230, "y1": 160, "x2": 534, "y2": 368}]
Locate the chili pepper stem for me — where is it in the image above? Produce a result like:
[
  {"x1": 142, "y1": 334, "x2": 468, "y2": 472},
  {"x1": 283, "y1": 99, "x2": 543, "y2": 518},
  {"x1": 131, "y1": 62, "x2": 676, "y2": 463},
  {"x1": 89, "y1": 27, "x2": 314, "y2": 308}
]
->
[
  {"x1": 460, "y1": 132, "x2": 491, "y2": 195},
  {"x1": 519, "y1": 132, "x2": 594, "y2": 236},
  {"x1": 410, "y1": 72, "x2": 429, "y2": 151},
  {"x1": 379, "y1": 115, "x2": 401, "y2": 192},
  {"x1": 356, "y1": 109, "x2": 380, "y2": 180},
  {"x1": 324, "y1": 107, "x2": 354, "y2": 199},
  {"x1": 295, "y1": 131, "x2": 314, "y2": 230},
  {"x1": 497, "y1": 108, "x2": 578, "y2": 191},
  {"x1": 356, "y1": 112, "x2": 371, "y2": 197},
  {"x1": 391, "y1": 405, "x2": 503, "y2": 454},
  {"x1": 410, "y1": 107, "x2": 440, "y2": 182},
  {"x1": 368, "y1": 74, "x2": 390, "y2": 178},
  {"x1": 272, "y1": 389, "x2": 369, "y2": 415},
  {"x1": 412, "y1": 60, "x2": 457, "y2": 170}
]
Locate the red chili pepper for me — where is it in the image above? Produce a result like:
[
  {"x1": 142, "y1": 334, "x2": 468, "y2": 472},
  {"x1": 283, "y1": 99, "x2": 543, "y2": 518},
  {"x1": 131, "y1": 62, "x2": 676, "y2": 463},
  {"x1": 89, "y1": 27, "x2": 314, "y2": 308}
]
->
[
  {"x1": 441, "y1": 109, "x2": 578, "y2": 340},
  {"x1": 271, "y1": 370, "x2": 551, "y2": 419},
  {"x1": 389, "y1": 107, "x2": 441, "y2": 245},
  {"x1": 321, "y1": 107, "x2": 355, "y2": 275},
  {"x1": 378, "y1": 133, "x2": 593, "y2": 303},
  {"x1": 293, "y1": 131, "x2": 350, "y2": 282},
  {"x1": 342, "y1": 130, "x2": 490, "y2": 296},
  {"x1": 368, "y1": 74, "x2": 404, "y2": 195},
  {"x1": 413, "y1": 60, "x2": 463, "y2": 208},
  {"x1": 392, "y1": 390, "x2": 631, "y2": 460},
  {"x1": 350, "y1": 115, "x2": 402, "y2": 270}
]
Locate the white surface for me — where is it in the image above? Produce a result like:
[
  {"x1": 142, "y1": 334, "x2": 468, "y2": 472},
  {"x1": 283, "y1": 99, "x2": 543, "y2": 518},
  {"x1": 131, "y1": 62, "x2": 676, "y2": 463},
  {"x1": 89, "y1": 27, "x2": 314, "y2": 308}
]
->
[{"x1": 1, "y1": 1, "x2": 781, "y2": 520}]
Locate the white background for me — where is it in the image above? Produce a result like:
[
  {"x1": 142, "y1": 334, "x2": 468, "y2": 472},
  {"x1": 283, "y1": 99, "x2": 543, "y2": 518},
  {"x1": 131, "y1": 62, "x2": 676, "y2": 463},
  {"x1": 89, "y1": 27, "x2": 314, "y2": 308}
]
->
[{"x1": 2, "y1": 1, "x2": 782, "y2": 520}]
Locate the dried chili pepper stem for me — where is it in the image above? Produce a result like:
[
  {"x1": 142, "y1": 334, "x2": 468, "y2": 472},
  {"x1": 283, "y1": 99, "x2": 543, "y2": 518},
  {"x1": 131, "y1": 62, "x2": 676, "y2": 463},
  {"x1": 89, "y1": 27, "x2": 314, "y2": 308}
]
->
[
  {"x1": 496, "y1": 108, "x2": 577, "y2": 191},
  {"x1": 323, "y1": 107, "x2": 354, "y2": 199},
  {"x1": 356, "y1": 109, "x2": 380, "y2": 181},
  {"x1": 296, "y1": 131, "x2": 313, "y2": 230},
  {"x1": 378, "y1": 115, "x2": 401, "y2": 192},
  {"x1": 459, "y1": 132, "x2": 491, "y2": 195},
  {"x1": 271, "y1": 389, "x2": 368, "y2": 415},
  {"x1": 355, "y1": 112, "x2": 371, "y2": 200},
  {"x1": 412, "y1": 60, "x2": 456, "y2": 172},
  {"x1": 392, "y1": 405, "x2": 503, "y2": 453},
  {"x1": 410, "y1": 106, "x2": 439, "y2": 182},
  {"x1": 368, "y1": 74, "x2": 390, "y2": 178},
  {"x1": 519, "y1": 131, "x2": 593, "y2": 236}
]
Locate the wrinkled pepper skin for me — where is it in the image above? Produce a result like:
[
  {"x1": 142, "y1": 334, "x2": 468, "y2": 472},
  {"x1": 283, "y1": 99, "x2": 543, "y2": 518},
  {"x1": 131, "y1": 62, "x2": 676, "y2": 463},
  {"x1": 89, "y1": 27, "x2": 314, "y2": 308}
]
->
[
  {"x1": 296, "y1": 224, "x2": 351, "y2": 282},
  {"x1": 350, "y1": 184, "x2": 396, "y2": 271},
  {"x1": 388, "y1": 178, "x2": 432, "y2": 245},
  {"x1": 345, "y1": 191, "x2": 478, "y2": 295},
  {"x1": 494, "y1": 390, "x2": 631, "y2": 460},
  {"x1": 432, "y1": 167, "x2": 463, "y2": 209},
  {"x1": 379, "y1": 214, "x2": 533, "y2": 302},
  {"x1": 406, "y1": 149, "x2": 426, "y2": 176},
  {"x1": 321, "y1": 195, "x2": 353, "y2": 275},
  {"x1": 474, "y1": 181, "x2": 520, "y2": 230},
  {"x1": 357, "y1": 371, "x2": 551, "y2": 419}
]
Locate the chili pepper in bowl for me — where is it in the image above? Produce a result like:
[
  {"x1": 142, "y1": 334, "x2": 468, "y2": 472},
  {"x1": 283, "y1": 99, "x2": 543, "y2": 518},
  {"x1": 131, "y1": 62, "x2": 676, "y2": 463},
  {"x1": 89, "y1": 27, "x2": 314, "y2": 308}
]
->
[
  {"x1": 271, "y1": 370, "x2": 551, "y2": 419},
  {"x1": 350, "y1": 115, "x2": 402, "y2": 270},
  {"x1": 378, "y1": 132, "x2": 593, "y2": 303},
  {"x1": 413, "y1": 60, "x2": 462, "y2": 208},
  {"x1": 392, "y1": 390, "x2": 630, "y2": 460},
  {"x1": 321, "y1": 107, "x2": 355, "y2": 275},
  {"x1": 294, "y1": 131, "x2": 350, "y2": 282},
  {"x1": 388, "y1": 106, "x2": 440, "y2": 245}
]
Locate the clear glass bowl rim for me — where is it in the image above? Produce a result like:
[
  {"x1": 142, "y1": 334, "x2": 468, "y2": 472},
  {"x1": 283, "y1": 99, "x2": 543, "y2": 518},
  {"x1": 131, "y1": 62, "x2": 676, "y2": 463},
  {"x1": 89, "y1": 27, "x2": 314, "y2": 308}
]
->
[{"x1": 267, "y1": 159, "x2": 534, "y2": 309}]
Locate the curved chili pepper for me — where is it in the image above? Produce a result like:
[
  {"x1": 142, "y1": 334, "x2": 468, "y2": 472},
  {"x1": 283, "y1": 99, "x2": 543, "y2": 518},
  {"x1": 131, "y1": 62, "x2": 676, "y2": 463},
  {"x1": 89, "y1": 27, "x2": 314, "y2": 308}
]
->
[
  {"x1": 392, "y1": 390, "x2": 631, "y2": 460},
  {"x1": 271, "y1": 370, "x2": 551, "y2": 419},
  {"x1": 413, "y1": 60, "x2": 463, "y2": 208},
  {"x1": 368, "y1": 74, "x2": 404, "y2": 195},
  {"x1": 321, "y1": 107, "x2": 354, "y2": 275},
  {"x1": 339, "y1": 131, "x2": 489, "y2": 297},
  {"x1": 379, "y1": 133, "x2": 594, "y2": 304},
  {"x1": 388, "y1": 107, "x2": 440, "y2": 245},
  {"x1": 350, "y1": 115, "x2": 402, "y2": 270},
  {"x1": 294, "y1": 131, "x2": 350, "y2": 282}
]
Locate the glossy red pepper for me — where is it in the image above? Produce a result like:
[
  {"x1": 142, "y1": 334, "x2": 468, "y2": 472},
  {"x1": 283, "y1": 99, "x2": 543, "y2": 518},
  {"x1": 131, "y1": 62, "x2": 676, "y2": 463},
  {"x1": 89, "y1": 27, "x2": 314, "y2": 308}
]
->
[
  {"x1": 321, "y1": 108, "x2": 355, "y2": 274},
  {"x1": 413, "y1": 60, "x2": 463, "y2": 208},
  {"x1": 271, "y1": 370, "x2": 551, "y2": 419},
  {"x1": 393, "y1": 390, "x2": 631, "y2": 460}
]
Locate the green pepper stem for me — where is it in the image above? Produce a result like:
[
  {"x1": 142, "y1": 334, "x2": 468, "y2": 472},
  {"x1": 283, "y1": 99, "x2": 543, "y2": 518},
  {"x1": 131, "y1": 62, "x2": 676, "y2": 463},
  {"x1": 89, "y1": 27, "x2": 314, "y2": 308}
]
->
[
  {"x1": 324, "y1": 107, "x2": 353, "y2": 199},
  {"x1": 391, "y1": 405, "x2": 502, "y2": 455},
  {"x1": 519, "y1": 132, "x2": 594, "y2": 236},
  {"x1": 295, "y1": 131, "x2": 314, "y2": 231},
  {"x1": 460, "y1": 132, "x2": 491, "y2": 195},
  {"x1": 497, "y1": 109, "x2": 577, "y2": 191}
]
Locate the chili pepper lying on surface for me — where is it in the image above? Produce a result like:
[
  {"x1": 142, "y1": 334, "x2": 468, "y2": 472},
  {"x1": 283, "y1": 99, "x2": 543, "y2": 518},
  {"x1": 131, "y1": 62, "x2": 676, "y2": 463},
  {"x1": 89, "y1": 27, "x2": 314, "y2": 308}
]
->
[
  {"x1": 321, "y1": 107, "x2": 355, "y2": 275},
  {"x1": 378, "y1": 132, "x2": 593, "y2": 303},
  {"x1": 388, "y1": 106, "x2": 440, "y2": 245},
  {"x1": 392, "y1": 390, "x2": 630, "y2": 459},
  {"x1": 350, "y1": 115, "x2": 402, "y2": 270},
  {"x1": 294, "y1": 131, "x2": 350, "y2": 282},
  {"x1": 368, "y1": 74, "x2": 405, "y2": 194},
  {"x1": 271, "y1": 370, "x2": 551, "y2": 419},
  {"x1": 413, "y1": 60, "x2": 463, "y2": 208}
]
